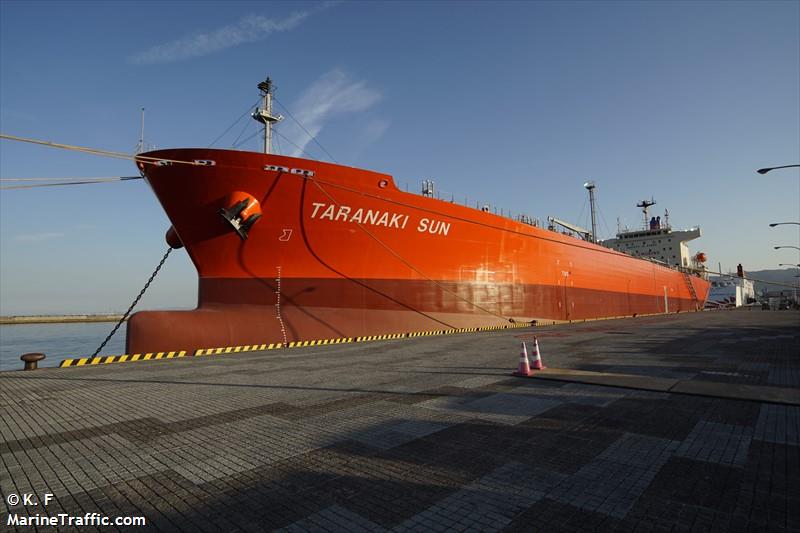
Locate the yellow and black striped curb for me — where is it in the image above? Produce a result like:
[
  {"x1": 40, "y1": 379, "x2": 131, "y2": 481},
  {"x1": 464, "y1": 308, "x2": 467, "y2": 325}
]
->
[
  {"x1": 60, "y1": 351, "x2": 187, "y2": 367},
  {"x1": 355, "y1": 333, "x2": 405, "y2": 341},
  {"x1": 59, "y1": 322, "x2": 534, "y2": 368},
  {"x1": 196, "y1": 337, "x2": 358, "y2": 356},
  {"x1": 196, "y1": 343, "x2": 282, "y2": 355}
]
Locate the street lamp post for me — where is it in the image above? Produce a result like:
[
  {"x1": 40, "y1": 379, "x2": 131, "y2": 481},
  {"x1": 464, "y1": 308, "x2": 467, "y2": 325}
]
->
[
  {"x1": 762, "y1": 166, "x2": 800, "y2": 289},
  {"x1": 757, "y1": 164, "x2": 800, "y2": 174},
  {"x1": 778, "y1": 267, "x2": 800, "y2": 307}
]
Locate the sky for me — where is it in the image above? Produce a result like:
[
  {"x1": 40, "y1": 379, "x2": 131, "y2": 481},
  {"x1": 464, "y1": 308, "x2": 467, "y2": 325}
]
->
[{"x1": 1, "y1": 0, "x2": 799, "y2": 315}]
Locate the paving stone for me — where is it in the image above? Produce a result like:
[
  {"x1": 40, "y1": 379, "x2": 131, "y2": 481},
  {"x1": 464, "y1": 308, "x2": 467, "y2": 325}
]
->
[
  {"x1": 0, "y1": 310, "x2": 796, "y2": 532},
  {"x1": 276, "y1": 504, "x2": 386, "y2": 532},
  {"x1": 548, "y1": 433, "x2": 679, "y2": 518},
  {"x1": 754, "y1": 404, "x2": 800, "y2": 446},
  {"x1": 641, "y1": 457, "x2": 743, "y2": 513},
  {"x1": 590, "y1": 394, "x2": 711, "y2": 441},
  {"x1": 503, "y1": 498, "x2": 620, "y2": 532},
  {"x1": 675, "y1": 420, "x2": 753, "y2": 466},
  {"x1": 393, "y1": 462, "x2": 562, "y2": 532}
]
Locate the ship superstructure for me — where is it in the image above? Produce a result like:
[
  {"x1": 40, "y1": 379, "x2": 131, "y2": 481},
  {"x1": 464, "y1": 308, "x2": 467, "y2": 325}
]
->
[{"x1": 601, "y1": 200, "x2": 703, "y2": 269}]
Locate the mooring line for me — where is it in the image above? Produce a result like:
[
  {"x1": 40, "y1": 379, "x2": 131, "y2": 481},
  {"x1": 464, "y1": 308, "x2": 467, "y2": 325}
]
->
[
  {"x1": 308, "y1": 178, "x2": 515, "y2": 324},
  {"x1": 90, "y1": 248, "x2": 173, "y2": 359}
]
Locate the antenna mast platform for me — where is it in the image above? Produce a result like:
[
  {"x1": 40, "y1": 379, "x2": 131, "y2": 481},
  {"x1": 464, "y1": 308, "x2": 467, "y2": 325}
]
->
[
  {"x1": 252, "y1": 77, "x2": 283, "y2": 154},
  {"x1": 636, "y1": 198, "x2": 656, "y2": 228}
]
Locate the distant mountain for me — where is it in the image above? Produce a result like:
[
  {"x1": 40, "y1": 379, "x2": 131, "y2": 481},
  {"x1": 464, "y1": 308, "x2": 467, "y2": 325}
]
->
[{"x1": 745, "y1": 269, "x2": 800, "y2": 296}]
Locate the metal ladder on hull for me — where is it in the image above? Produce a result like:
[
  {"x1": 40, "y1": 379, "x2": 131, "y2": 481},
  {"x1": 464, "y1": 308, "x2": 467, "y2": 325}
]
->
[{"x1": 682, "y1": 271, "x2": 699, "y2": 310}]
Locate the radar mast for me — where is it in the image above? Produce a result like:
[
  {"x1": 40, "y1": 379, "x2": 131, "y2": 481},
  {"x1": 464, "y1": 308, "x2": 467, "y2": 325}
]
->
[
  {"x1": 636, "y1": 199, "x2": 656, "y2": 229},
  {"x1": 252, "y1": 77, "x2": 284, "y2": 154}
]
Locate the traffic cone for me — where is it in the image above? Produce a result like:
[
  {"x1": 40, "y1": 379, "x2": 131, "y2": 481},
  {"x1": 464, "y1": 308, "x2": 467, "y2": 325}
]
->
[
  {"x1": 530, "y1": 336, "x2": 546, "y2": 370},
  {"x1": 513, "y1": 342, "x2": 532, "y2": 377}
]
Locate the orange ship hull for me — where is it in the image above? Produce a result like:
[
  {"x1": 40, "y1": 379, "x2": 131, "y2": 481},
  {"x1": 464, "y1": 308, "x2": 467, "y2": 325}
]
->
[{"x1": 127, "y1": 148, "x2": 710, "y2": 354}]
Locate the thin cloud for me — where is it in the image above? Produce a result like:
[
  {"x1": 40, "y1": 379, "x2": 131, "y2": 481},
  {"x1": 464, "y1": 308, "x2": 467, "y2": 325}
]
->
[
  {"x1": 280, "y1": 69, "x2": 382, "y2": 158},
  {"x1": 129, "y1": 4, "x2": 333, "y2": 64},
  {"x1": 359, "y1": 118, "x2": 390, "y2": 146},
  {"x1": 15, "y1": 233, "x2": 64, "y2": 242},
  {"x1": 347, "y1": 117, "x2": 391, "y2": 160}
]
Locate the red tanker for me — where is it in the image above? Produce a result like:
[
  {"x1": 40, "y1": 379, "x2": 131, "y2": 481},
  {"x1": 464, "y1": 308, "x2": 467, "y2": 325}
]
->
[{"x1": 126, "y1": 80, "x2": 710, "y2": 354}]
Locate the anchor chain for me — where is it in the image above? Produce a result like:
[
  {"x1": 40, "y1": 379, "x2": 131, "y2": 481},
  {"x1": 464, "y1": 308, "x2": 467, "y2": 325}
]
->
[{"x1": 91, "y1": 247, "x2": 173, "y2": 358}]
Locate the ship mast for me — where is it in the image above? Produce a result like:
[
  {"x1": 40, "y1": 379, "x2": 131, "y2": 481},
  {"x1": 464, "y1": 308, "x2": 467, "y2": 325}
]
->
[
  {"x1": 136, "y1": 107, "x2": 145, "y2": 154},
  {"x1": 252, "y1": 77, "x2": 283, "y2": 154},
  {"x1": 584, "y1": 180, "x2": 597, "y2": 243},
  {"x1": 636, "y1": 198, "x2": 656, "y2": 229}
]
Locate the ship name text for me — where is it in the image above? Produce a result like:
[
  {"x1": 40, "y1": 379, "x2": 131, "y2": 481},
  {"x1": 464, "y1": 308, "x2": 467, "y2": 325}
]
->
[{"x1": 309, "y1": 202, "x2": 451, "y2": 236}]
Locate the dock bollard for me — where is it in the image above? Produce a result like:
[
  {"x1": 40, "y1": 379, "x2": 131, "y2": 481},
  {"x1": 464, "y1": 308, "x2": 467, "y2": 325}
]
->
[{"x1": 20, "y1": 353, "x2": 45, "y2": 371}]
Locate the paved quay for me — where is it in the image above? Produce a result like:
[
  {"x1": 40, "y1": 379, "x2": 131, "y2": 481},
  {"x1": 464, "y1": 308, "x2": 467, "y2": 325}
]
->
[{"x1": 1, "y1": 310, "x2": 798, "y2": 532}]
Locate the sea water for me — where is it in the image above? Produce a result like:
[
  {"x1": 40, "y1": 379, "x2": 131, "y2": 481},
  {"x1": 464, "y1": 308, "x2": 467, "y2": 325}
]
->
[{"x1": 0, "y1": 322, "x2": 126, "y2": 371}]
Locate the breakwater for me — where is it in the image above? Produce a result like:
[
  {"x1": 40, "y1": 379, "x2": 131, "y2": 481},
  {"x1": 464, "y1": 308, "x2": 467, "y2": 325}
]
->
[{"x1": 0, "y1": 314, "x2": 124, "y2": 325}]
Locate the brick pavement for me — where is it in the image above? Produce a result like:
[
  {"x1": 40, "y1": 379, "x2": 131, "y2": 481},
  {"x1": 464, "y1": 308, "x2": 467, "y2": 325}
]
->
[{"x1": 1, "y1": 310, "x2": 798, "y2": 532}]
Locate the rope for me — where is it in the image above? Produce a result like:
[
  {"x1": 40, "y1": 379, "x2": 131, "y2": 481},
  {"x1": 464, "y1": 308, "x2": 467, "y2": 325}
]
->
[
  {"x1": 208, "y1": 97, "x2": 262, "y2": 148},
  {"x1": 1, "y1": 176, "x2": 138, "y2": 181},
  {"x1": 0, "y1": 134, "x2": 199, "y2": 167},
  {"x1": 231, "y1": 113, "x2": 256, "y2": 147},
  {"x1": 308, "y1": 178, "x2": 514, "y2": 323},
  {"x1": 272, "y1": 129, "x2": 318, "y2": 159},
  {"x1": 5, "y1": 133, "x2": 795, "y2": 292},
  {"x1": 274, "y1": 96, "x2": 338, "y2": 163},
  {"x1": 0, "y1": 133, "x2": 528, "y2": 245},
  {"x1": 308, "y1": 176, "x2": 619, "y2": 255},
  {"x1": 0, "y1": 133, "x2": 133, "y2": 160},
  {"x1": 90, "y1": 247, "x2": 173, "y2": 359},
  {"x1": 233, "y1": 129, "x2": 260, "y2": 150},
  {"x1": 303, "y1": 179, "x2": 800, "y2": 294},
  {"x1": 1, "y1": 176, "x2": 142, "y2": 190}
]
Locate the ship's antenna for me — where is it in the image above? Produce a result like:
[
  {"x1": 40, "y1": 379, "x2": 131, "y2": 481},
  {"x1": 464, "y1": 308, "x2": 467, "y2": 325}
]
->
[
  {"x1": 664, "y1": 208, "x2": 670, "y2": 229},
  {"x1": 636, "y1": 198, "x2": 656, "y2": 228},
  {"x1": 421, "y1": 179, "x2": 435, "y2": 198},
  {"x1": 136, "y1": 107, "x2": 145, "y2": 154},
  {"x1": 252, "y1": 77, "x2": 283, "y2": 154},
  {"x1": 584, "y1": 180, "x2": 597, "y2": 242}
]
